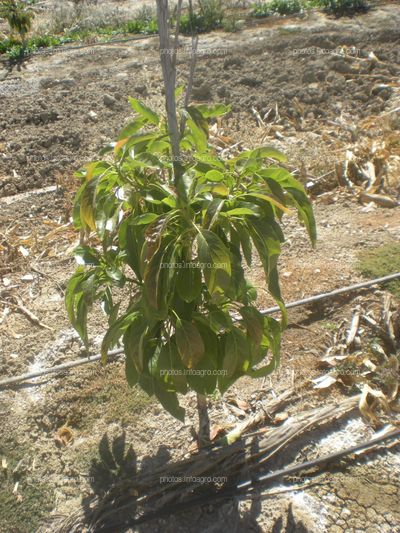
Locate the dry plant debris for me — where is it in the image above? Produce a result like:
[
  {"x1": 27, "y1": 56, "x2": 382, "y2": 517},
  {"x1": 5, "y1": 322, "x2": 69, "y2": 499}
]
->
[{"x1": 313, "y1": 294, "x2": 400, "y2": 427}]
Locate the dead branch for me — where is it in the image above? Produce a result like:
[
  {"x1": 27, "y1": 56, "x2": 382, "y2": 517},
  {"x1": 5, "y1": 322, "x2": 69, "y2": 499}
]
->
[
  {"x1": 0, "y1": 296, "x2": 52, "y2": 331},
  {"x1": 52, "y1": 395, "x2": 400, "y2": 532}
]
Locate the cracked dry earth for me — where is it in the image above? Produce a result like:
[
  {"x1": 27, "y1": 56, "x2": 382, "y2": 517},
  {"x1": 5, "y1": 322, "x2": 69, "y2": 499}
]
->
[{"x1": 1, "y1": 3, "x2": 400, "y2": 533}]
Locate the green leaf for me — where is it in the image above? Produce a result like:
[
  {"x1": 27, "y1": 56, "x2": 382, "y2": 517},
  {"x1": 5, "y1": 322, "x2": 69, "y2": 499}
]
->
[
  {"x1": 101, "y1": 309, "x2": 139, "y2": 364},
  {"x1": 184, "y1": 107, "x2": 209, "y2": 152},
  {"x1": 126, "y1": 133, "x2": 164, "y2": 153},
  {"x1": 251, "y1": 146, "x2": 287, "y2": 162},
  {"x1": 186, "y1": 321, "x2": 219, "y2": 395},
  {"x1": 248, "y1": 316, "x2": 281, "y2": 377},
  {"x1": 175, "y1": 85, "x2": 185, "y2": 98},
  {"x1": 204, "y1": 169, "x2": 224, "y2": 182},
  {"x1": 186, "y1": 119, "x2": 208, "y2": 152},
  {"x1": 258, "y1": 168, "x2": 316, "y2": 245},
  {"x1": 197, "y1": 229, "x2": 231, "y2": 295},
  {"x1": 65, "y1": 267, "x2": 85, "y2": 328},
  {"x1": 125, "y1": 353, "x2": 139, "y2": 386},
  {"x1": 194, "y1": 153, "x2": 225, "y2": 171},
  {"x1": 245, "y1": 281, "x2": 258, "y2": 302},
  {"x1": 209, "y1": 308, "x2": 233, "y2": 332},
  {"x1": 147, "y1": 139, "x2": 171, "y2": 155},
  {"x1": 175, "y1": 319, "x2": 205, "y2": 369},
  {"x1": 247, "y1": 218, "x2": 287, "y2": 326},
  {"x1": 222, "y1": 327, "x2": 250, "y2": 378},
  {"x1": 286, "y1": 187, "x2": 317, "y2": 246},
  {"x1": 143, "y1": 237, "x2": 175, "y2": 312},
  {"x1": 119, "y1": 218, "x2": 144, "y2": 281},
  {"x1": 226, "y1": 208, "x2": 255, "y2": 216},
  {"x1": 232, "y1": 221, "x2": 253, "y2": 266},
  {"x1": 156, "y1": 342, "x2": 188, "y2": 394},
  {"x1": 65, "y1": 269, "x2": 96, "y2": 347},
  {"x1": 154, "y1": 386, "x2": 185, "y2": 422},
  {"x1": 123, "y1": 315, "x2": 150, "y2": 372},
  {"x1": 203, "y1": 198, "x2": 225, "y2": 229},
  {"x1": 118, "y1": 119, "x2": 145, "y2": 140},
  {"x1": 132, "y1": 213, "x2": 160, "y2": 226},
  {"x1": 194, "y1": 103, "x2": 231, "y2": 118},
  {"x1": 241, "y1": 192, "x2": 289, "y2": 213},
  {"x1": 240, "y1": 306, "x2": 264, "y2": 348},
  {"x1": 176, "y1": 264, "x2": 202, "y2": 303},
  {"x1": 210, "y1": 183, "x2": 229, "y2": 196},
  {"x1": 128, "y1": 97, "x2": 159, "y2": 125}
]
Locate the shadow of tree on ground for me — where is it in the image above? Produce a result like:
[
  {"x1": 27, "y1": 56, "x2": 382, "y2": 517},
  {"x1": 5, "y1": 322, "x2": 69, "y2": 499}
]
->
[{"x1": 74, "y1": 430, "x2": 265, "y2": 533}]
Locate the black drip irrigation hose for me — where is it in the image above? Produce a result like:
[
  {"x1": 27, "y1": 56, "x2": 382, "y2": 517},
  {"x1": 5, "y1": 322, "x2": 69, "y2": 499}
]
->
[
  {"x1": 0, "y1": 272, "x2": 399, "y2": 389},
  {"x1": 29, "y1": 33, "x2": 158, "y2": 56},
  {"x1": 0, "y1": 348, "x2": 124, "y2": 388},
  {"x1": 0, "y1": 33, "x2": 158, "y2": 68}
]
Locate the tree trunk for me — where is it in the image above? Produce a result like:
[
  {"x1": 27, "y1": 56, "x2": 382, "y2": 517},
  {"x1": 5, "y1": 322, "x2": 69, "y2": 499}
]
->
[
  {"x1": 196, "y1": 393, "x2": 211, "y2": 448},
  {"x1": 156, "y1": 0, "x2": 182, "y2": 189},
  {"x1": 156, "y1": 2, "x2": 209, "y2": 447}
]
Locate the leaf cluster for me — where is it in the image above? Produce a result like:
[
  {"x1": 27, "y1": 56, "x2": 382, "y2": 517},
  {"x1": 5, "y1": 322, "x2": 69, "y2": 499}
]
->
[
  {"x1": 66, "y1": 96, "x2": 316, "y2": 419},
  {"x1": 0, "y1": 0, "x2": 34, "y2": 38}
]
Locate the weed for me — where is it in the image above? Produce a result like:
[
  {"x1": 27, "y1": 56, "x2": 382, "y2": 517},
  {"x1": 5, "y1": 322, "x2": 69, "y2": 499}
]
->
[
  {"x1": 179, "y1": 12, "x2": 209, "y2": 34},
  {"x1": 357, "y1": 243, "x2": 400, "y2": 298},
  {"x1": 0, "y1": 36, "x2": 19, "y2": 53},
  {"x1": 135, "y1": 5, "x2": 155, "y2": 24},
  {"x1": 124, "y1": 18, "x2": 158, "y2": 35},
  {"x1": 250, "y1": 2, "x2": 272, "y2": 17},
  {"x1": 270, "y1": 0, "x2": 303, "y2": 15},
  {"x1": 0, "y1": 0, "x2": 34, "y2": 42},
  {"x1": 222, "y1": 13, "x2": 243, "y2": 32},
  {"x1": 0, "y1": 442, "x2": 52, "y2": 532},
  {"x1": 320, "y1": 0, "x2": 369, "y2": 16},
  {"x1": 199, "y1": 0, "x2": 224, "y2": 27},
  {"x1": 251, "y1": 0, "x2": 303, "y2": 17},
  {"x1": 179, "y1": 0, "x2": 225, "y2": 34},
  {"x1": 251, "y1": 0, "x2": 368, "y2": 16},
  {"x1": 53, "y1": 367, "x2": 154, "y2": 429},
  {"x1": 321, "y1": 321, "x2": 338, "y2": 331}
]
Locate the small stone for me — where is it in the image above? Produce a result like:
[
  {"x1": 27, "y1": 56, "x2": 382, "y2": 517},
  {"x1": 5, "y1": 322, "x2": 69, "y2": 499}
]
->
[
  {"x1": 58, "y1": 78, "x2": 75, "y2": 88},
  {"x1": 135, "y1": 85, "x2": 148, "y2": 95},
  {"x1": 217, "y1": 86, "x2": 228, "y2": 98},
  {"x1": 192, "y1": 83, "x2": 212, "y2": 101},
  {"x1": 330, "y1": 59, "x2": 357, "y2": 75},
  {"x1": 88, "y1": 110, "x2": 98, "y2": 122},
  {"x1": 103, "y1": 94, "x2": 117, "y2": 108},
  {"x1": 302, "y1": 70, "x2": 318, "y2": 84},
  {"x1": 371, "y1": 84, "x2": 394, "y2": 100},
  {"x1": 223, "y1": 56, "x2": 243, "y2": 69},
  {"x1": 239, "y1": 76, "x2": 261, "y2": 87},
  {"x1": 18, "y1": 246, "x2": 29, "y2": 258}
]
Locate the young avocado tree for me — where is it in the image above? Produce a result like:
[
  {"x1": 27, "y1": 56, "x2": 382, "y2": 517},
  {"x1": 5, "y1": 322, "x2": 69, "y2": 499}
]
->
[
  {"x1": 66, "y1": 0, "x2": 316, "y2": 445},
  {"x1": 0, "y1": 0, "x2": 34, "y2": 47}
]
